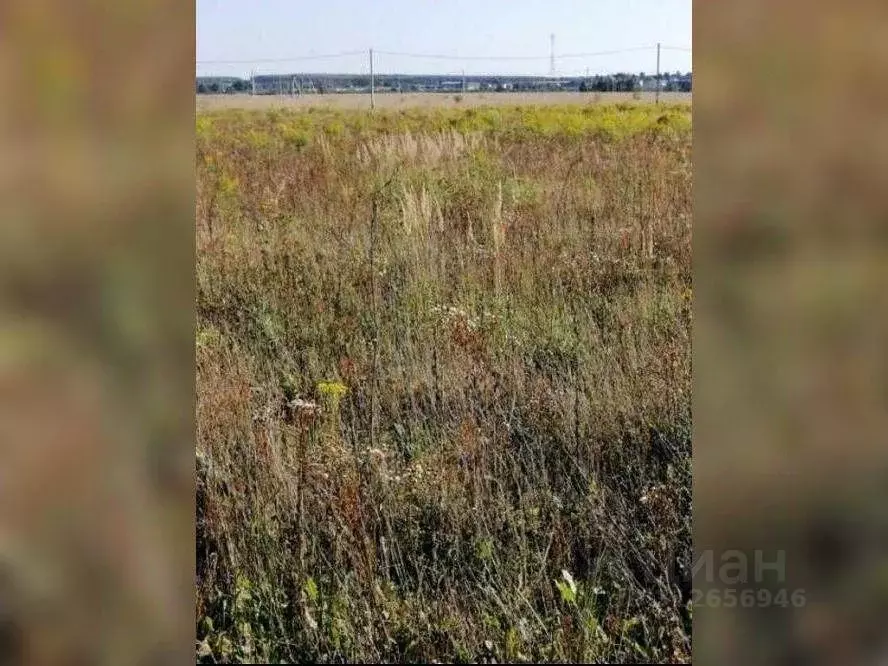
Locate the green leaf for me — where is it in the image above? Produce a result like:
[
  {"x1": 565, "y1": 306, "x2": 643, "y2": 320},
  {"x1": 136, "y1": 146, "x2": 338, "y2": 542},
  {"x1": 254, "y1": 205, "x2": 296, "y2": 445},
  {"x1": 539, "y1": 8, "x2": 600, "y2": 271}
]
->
[
  {"x1": 304, "y1": 576, "x2": 319, "y2": 604},
  {"x1": 555, "y1": 579, "x2": 576, "y2": 604},
  {"x1": 556, "y1": 569, "x2": 579, "y2": 604}
]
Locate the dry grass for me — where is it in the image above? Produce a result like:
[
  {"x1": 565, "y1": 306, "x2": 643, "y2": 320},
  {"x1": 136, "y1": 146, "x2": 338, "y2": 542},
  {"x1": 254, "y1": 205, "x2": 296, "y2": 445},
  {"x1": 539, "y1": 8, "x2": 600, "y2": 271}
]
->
[
  {"x1": 196, "y1": 103, "x2": 692, "y2": 663},
  {"x1": 197, "y1": 91, "x2": 692, "y2": 112}
]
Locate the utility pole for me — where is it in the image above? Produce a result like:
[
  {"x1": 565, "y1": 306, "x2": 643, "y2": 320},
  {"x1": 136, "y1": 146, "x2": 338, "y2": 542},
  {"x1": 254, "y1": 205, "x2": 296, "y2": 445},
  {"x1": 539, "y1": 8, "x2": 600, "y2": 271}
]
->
[
  {"x1": 655, "y1": 42, "x2": 661, "y2": 104},
  {"x1": 251, "y1": 69, "x2": 256, "y2": 95},
  {"x1": 369, "y1": 48, "x2": 375, "y2": 110},
  {"x1": 462, "y1": 69, "x2": 466, "y2": 93}
]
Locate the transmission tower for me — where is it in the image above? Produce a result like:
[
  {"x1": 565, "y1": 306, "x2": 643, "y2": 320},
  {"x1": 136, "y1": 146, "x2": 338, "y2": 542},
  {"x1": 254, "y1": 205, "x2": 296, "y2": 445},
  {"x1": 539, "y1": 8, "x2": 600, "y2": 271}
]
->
[{"x1": 549, "y1": 34, "x2": 556, "y2": 76}]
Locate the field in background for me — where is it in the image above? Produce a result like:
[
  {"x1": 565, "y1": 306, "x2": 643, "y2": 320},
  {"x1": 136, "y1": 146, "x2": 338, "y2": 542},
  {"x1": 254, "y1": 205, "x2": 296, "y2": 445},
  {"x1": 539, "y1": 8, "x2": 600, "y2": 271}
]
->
[
  {"x1": 196, "y1": 103, "x2": 692, "y2": 663},
  {"x1": 197, "y1": 91, "x2": 692, "y2": 111}
]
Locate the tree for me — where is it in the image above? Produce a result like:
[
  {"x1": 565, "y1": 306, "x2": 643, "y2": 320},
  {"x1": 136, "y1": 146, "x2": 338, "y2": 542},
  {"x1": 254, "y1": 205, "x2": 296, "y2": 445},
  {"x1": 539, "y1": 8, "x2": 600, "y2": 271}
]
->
[{"x1": 197, "y1": 82, "x2": 209, "y2": 94}]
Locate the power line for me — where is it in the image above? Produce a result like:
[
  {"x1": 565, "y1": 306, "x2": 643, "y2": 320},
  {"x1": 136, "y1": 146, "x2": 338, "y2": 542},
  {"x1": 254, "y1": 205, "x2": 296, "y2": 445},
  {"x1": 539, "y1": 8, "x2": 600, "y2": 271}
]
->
[
  {"x1": 197, "y1": 45, "x2": 690, "y2": 68},
  {"x1": 372, "y1": 45, "x2": 665, "y2": 61},
  {"x1": 197, "y1": 44, "x2": 692, "y2": 86},
  {"x1": 196, "y1": 50, "x2": 365, "y2": 65},
  {"x1": 559, "y1": 46, "x2": 659, "y2": 58},
  {"x1": 375, "y1": 50, "x2": 551, "y2": 61}
]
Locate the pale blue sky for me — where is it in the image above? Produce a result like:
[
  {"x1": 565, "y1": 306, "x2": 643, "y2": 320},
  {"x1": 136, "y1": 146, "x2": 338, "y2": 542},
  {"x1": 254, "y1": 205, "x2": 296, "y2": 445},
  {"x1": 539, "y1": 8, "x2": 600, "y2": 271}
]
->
[{"x1": 196, "y1": 0, "x2": 691, "y2": 78}]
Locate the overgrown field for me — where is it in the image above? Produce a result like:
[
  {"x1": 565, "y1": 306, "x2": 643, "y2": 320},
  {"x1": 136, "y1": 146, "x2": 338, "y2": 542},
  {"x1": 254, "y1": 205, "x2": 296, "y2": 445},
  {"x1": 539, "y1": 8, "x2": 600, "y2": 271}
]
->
[
  {"x1": 196, "y1": 103, "x2": 692, "y2": 663},
  {"x1": 196, "y1": 91, "x2": 692, "y2": 112}
]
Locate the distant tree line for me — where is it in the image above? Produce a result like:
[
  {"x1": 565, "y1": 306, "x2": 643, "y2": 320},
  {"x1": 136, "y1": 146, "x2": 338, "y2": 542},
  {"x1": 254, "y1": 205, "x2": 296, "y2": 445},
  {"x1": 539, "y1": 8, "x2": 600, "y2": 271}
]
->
[
  {"x1": 196, "y1": 71, "x2": 691, "y2": 94},
  {"x1": 578, "y1": 72, "x2": 692, "y2": 93},
  {"x1": 197, "y1": 79, "x2": 251, "y2": 94}
]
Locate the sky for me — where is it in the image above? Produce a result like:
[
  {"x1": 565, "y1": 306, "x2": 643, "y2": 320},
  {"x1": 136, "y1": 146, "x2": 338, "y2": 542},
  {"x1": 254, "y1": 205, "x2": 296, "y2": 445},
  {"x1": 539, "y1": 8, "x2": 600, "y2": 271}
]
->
[{"x1": 196, "y1": 0, "x2": 691, "y2": 78}]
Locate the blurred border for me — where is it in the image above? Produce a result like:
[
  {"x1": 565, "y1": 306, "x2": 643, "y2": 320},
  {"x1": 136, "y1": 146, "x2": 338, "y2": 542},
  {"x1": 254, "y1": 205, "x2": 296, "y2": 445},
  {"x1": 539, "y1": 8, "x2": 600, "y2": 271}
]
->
[
  {"x1": 5, "y1": 0, "x2": 888, "y2": 662},
  {"x1": 695, "y1": 1, "x2": 888, "y2": 664},
  {"x1": 0, "y1": 1, "x2": 195, "y2": 663}
]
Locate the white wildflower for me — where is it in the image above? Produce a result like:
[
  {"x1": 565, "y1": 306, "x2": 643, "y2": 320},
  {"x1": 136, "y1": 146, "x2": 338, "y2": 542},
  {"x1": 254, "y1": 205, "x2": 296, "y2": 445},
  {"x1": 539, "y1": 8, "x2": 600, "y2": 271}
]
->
[{"x1": 561, "y1": 569, "x2": 577, "y2": 595}]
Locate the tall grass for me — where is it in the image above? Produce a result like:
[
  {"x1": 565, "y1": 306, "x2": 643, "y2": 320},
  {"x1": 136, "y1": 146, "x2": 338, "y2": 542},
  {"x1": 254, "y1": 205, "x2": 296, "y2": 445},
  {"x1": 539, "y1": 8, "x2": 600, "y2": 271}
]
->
[{"x1": 196, "y1": 103, "x2": 692, "y2": 663}]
